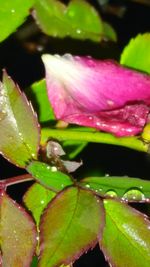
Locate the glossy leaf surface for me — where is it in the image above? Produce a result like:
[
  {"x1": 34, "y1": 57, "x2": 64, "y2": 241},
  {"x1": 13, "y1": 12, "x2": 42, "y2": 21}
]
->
[
  {"x1": 120, "y1": 33, "x2": 150, "y2": 74},
  {"x1": 0, "y1": 0, "x2": 35, "y2": 42},
  {"x1": 100, "y1": 199, "x2": 150, "y2": 267},
  {"x1": 0, "y1": 193, "x2": 37, "y2": 267},
  {"x1": 33, "y1": 0, "x2": 109, "y2": 42},
  {"x1": 39, "y1": 187, "x2": 104, "y2": 266},
  {"x1": 80, "y1": 176, "x2": 150, "y2": 202},
  {"x1": 27, "y1": 161, "x2": 73, "y2": 191},
  {"x1": 0, "y1": 72, "x2": 40, "y2": 167},
  {"x1": 26, "y1": 79, "x2": 55, "y2": 123},
  {"x1": 23, "y1": 183, "x2": 55, "y2": 225}
]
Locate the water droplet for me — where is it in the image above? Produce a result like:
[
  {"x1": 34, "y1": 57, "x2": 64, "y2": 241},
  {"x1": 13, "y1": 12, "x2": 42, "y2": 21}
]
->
[
  {"x1": 51, "y1": 166, "x2": 57, "y2": 172},
  {"x1": 122, "y1": 188, "x2": 146, "y2": 202},
  {"x1": 96, "y1": 122, "x2": 101, "y2": 126},
  {"x1": 88, "y1": 116, "x2": 93, "y2": 120},
  {"x1": 54, "y1": 54, "x2": 60, "y2": 58},
  {"x1": 98, "y1": 188, "x2": 102, "y2": 192},
  {"x1": 105, "y1": 174, "x2": 110, "y2": 177},
  {"x1": 76, "y1": 29, "x2": 81, "y2": 34},
  {"x1": 37, "y1": 45, "x2": 44, "y2": 52},
  {"x1": 40, "y1": 200, "x2": 45, "y2": 204},
  {"x1": 105, "y1": 190, "x2": 117, "y2": 198},
  {"x1": 85, "y1": 184, "x2": 90, "y2": 188},
  {"x1": 107, "y1": 100, "x2": 114, "y2": 106},
  {"x1": 61, "y1": 184, "x2": 64, "y2": 188},
  {"x1": 11, "y1": 9, "x2": 15, "y2": 13},
  {"x1": 46, "y1": 166, "x2": 50, "y2": 170},
  {"x1": 63, "y1": 54, "x2": 73, "y2": 60}
]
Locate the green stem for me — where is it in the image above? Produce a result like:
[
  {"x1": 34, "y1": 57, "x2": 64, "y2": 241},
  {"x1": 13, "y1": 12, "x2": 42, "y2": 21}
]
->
[{"x1": 41, "y1": 128, "x2": 148, "y2": 153}]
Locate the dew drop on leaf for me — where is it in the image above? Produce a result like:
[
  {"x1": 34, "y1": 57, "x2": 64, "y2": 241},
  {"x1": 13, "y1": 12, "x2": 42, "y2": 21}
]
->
[
  {"x1": 85, "y1": 184, "x2": 90, "y2": 189},
  {"x1": 122, "y1": 188, "x2": 146, "y2": 202},
  {"x1": 105, "y1": 190, "x2": 117, "y2": 198}
]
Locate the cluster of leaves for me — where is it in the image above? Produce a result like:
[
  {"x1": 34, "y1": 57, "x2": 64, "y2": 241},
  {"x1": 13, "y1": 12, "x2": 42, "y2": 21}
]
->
[
  {"x1": 0, "y1": 32, "x2": 150, "y2": 267},
  {"x1": 0, "y1": 0, "x2": 150, "y2": 267},
  {"x1": 0, "y1": 0, "x2": 116, "y2": 43}
]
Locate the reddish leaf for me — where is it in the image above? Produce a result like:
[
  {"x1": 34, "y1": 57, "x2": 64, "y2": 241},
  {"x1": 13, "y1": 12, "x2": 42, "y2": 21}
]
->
[
  {"x1": 39, "y1": 187, "x2": 104, "y2": 267},
  {"x1": 0, "y1": 193, "x2": 37, "y2": 267},
  {"x1": 100, "y1": 199, "x2": 150, "y2": 267},
  {"x1": 0, "y1": 72, "x2": 40, "y2": 167}
]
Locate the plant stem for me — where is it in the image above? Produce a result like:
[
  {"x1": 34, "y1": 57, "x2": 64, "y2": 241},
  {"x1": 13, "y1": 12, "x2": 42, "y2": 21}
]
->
[
  {"x1": 0, "y1": 174, "x2": 34, "y2": 187},
  {"x1": 41, "y1": 128, "x2": 148, "y2": 153}
]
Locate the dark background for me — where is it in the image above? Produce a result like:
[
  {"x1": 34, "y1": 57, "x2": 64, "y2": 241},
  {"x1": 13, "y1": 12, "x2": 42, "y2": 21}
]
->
[{"x1": 0, "y1": 1, "x2": 150, "y2": 266}]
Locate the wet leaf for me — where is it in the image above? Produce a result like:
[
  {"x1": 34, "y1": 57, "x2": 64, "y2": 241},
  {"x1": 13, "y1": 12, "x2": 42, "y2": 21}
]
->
[
  {"x1": 100, "y1": 199, "x2": 150, "y2": 267},
  {"x1": 120, "y1": 33, "x2": 150, "y2": 74},
  {"x1": 39, "y1": 186, "x2": 104, "y2": 267},
  {"x1": 23, "y1": 183, "x2": 55, "y2": 226},
  {"x1": 80, "y1": 176, "x2": 150, "y2": 202},
  {"x1": 65, "y1": 0, "x2": 103, "y2": 41},
  {"x1": 0, "y1": 0, "x2": 35, "y2": 42},
  {"x1": 0, "y1": 72, "x2": 40, "y2": 167},
  {"x1": 33, "y1": 0, "x2": 108, "y2": 42},
  {"x1": 26, "y1": 79, "x2": 55, "y2": 123},
  {"x1": 27, "y1": 161, "x2": 73, "y2": 191},
  {"x1": 0, "y1": 193, "x2": 37, "y2": 267}
]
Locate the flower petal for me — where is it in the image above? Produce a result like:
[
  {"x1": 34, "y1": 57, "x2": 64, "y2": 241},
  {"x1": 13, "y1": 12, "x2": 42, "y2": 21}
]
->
[{"x1": 42, "y1": 54, "x2": 150, "y2": 136}]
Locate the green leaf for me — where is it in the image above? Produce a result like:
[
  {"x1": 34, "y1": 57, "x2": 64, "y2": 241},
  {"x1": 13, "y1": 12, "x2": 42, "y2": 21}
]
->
[
  {"x1": 0, "y1": 0, "x2": 35, "y2": 42},
  {"x1": 27, "y1": 161, "x2": 73, "y2": 191},
  {"x1": 120, "y1": 33, "x2": 150, "y2": 74},
  {"x1": 0, "y1": 72, "x2": 40, "y2": 167},
  {"x1": 39, "y1": 186, "x2": 104, "y2": 267},
  {"x1": 103, "y1": 21, "x2": 117, "y2": 42},
  {"x1": 33, "y1": 0, "x2": 68, "y2": 38},
  {"x1": 23, "y1": 183, "x2": 55, "y2": 226},
  {"x1": 23, "y1": 183, "x2": 55, "y2": 225},
  {"x1": 26, "y1": 79, "x2": 55, "y2": 123},
  {"x1": 0, "y1": 193, "x2": 37, "y2": 267},
  {"x1": 80, "y1": 176, "x2": 150, "y2": 202},
  {"x1": 100, "y1": 199, "x2": 150, "y2": 267},
  {"x1": 65, "y1": 0, "x2": 103, "y2": 41},
  {"x1": 33, "y1": 0, "x2": 106, "y2": 42}
]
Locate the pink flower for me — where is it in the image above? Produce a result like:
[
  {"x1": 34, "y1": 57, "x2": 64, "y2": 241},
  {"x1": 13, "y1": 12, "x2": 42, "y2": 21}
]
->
[{"x1": 42, "y1": 54, "x2": 150, "y2": 137}]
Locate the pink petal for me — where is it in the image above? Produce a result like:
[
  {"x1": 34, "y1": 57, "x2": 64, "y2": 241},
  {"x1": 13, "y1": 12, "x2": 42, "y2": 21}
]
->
[{"x1": 42, "y1": 54, "x2": 150, "y2": 136}]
